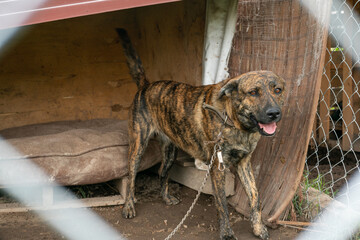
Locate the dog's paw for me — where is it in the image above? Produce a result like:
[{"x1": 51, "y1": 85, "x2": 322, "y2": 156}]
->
[
  {"x1": 253, "y1": 224, "x2": 269, "y2": 240},
  {"x1": 163, "y1": 194, "x2": 180, "y2": 205},
  {"x1": 122, "y1": 200, "x2": 136, "y2": 219},
  {"x1": 220, "y1": 234, "x2": 238, "y2": 240},
  {"x1": 259, "y1": 228, "x2": 269, "y2": 240},
  {"x1": 220, "y1": 228, "x2": 237, "y2": 240}
]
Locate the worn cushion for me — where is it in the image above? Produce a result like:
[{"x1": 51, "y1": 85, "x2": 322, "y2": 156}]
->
[{"x1": 0, "y1": 119, "x2": 161, "y2": 186}]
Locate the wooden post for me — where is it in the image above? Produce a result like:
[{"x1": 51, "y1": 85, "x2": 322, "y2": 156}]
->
[
  {"x1": 318, "y1": 38, "x2": 331, "y2": 144},
  {"x1": 354, "y1": 68, "x2": 360, "y2": 146},
  {"x1": 349, "y1": 0, "x2": 360, "y2": 151},
  {"x1": 341, "y1": 5, "x2": 355, "y2": 151},
  {"x1": 342, "y1": 70, "x2": 354, "y2": 151}
]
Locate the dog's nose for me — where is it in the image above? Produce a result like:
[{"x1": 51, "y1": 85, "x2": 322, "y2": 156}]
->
[{"x1": 266, "y1": 108, "x2": 281, "y2": 120}]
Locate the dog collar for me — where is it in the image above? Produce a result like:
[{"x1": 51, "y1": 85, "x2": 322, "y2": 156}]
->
[{"x1": 202, "y1": 103, "x2": 235, "y2": 128}]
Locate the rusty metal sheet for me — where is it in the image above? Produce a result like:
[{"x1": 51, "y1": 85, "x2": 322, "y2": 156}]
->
[{"x1": 0, "y1": 0, "x2": 180, "y2": 29}]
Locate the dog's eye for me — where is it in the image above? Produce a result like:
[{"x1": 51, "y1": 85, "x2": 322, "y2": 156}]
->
[
  {"x1": 274, "y1": 88, "x2": 282, "y2": 94},
  {"x1": 249, "y1": 90, "x2": 258, "y2": 96}
]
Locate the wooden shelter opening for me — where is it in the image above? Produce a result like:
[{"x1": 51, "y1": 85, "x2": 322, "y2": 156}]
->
[{"x1": 0, "y1": 0, "x2": 332, "y2": 227}]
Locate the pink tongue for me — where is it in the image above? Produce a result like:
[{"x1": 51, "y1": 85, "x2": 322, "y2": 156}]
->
[{"x1": 258, "y1": 122, "x2": 277, "y2": 135}]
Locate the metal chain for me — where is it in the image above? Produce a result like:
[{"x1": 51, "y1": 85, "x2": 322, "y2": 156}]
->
[
  {"x1": 164, "y1": 107, "x2": 229, "y2": 240},
  {"x1": 164, "y1": 142, "x2": 221, "y2": 240}
]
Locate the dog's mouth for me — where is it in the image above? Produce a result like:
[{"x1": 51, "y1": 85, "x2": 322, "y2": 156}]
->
[{"x1": 250, "y1": 116, "x2": 277, "y2": 136}]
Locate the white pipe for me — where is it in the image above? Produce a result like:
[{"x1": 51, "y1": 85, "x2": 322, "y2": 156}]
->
[{"x1": 202, "y1": 0, "x2": 238, "y2": 85}]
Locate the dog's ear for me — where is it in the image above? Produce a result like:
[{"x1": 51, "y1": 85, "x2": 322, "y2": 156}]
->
[{"x1": 218, "y1": 78, "x2": 240, "y2": 99}]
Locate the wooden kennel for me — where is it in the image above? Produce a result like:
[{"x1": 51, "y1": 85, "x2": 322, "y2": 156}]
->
[{"x1": 0, "y1": 0, "x2": 331, "y2": 224}]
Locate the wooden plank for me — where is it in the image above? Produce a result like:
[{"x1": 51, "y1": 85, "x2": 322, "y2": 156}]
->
[
  {"x1": 318, "y1": 38, "x2": 331, "y2": 144},
  {"x1": 353, "y1": 67, "x2": 360, "y2": 146},
  {"x1": 341, "y1": 7, "x2": 355, "y2": 151},
  {"x1": 311, "y1": 111, "x2": 318, "y2": 147},
  {"x1": 175, "y1": 159, "x2": 195, "y2": 167},
  {"x1": 169, "y1": 164, "x2": 235, "y2": 197},
  {"x1": 277, "y1": 220, "x2": 312, "y2": 227},
  {"x1": 8, "y1": 196, "x2": 124, "y2": 212},
  {"x1": 0, "y1": 195, "x2": 125, "y2": 213},
  {"x1": 1, "y1": 177, "x2": 128, "y2": 213},
  {"x1": 342, "y1": 69, "x2": 354, "y2": 151}
]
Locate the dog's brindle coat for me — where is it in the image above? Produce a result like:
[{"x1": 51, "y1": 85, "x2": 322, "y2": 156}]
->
[{"x1": 117, "y1": 29, "x2": 285, "y2": 240}]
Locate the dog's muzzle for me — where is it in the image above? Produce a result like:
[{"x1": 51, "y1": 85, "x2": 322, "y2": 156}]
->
[{"x1": 251, "y1": 107, "x2": 281, "y2": 136}]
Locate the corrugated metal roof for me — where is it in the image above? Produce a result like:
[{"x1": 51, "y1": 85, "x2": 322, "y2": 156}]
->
[{"x1": 0, "y1": 0, "x2": 180, "y2": 29}]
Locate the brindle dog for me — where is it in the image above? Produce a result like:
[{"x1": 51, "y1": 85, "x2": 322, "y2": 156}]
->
[{"x1": 117, "y1": 29, "x2": 285, "y2": 240}]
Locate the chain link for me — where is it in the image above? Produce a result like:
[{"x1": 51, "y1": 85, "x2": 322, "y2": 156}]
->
[
  {"x1": 304, "y1": 0, "x2": 360, "y2": 221},
  {"x1": 164, "y1": 103, "x2": 230, "y2": 239}
]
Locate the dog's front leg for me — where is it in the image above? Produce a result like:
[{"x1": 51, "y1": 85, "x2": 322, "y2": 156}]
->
[
  {"x1": 210, "y1": 165, "x2": 237, "y2": 240},
  {"x1": 237, "y1": 155, "x2": 269, "y2": 240}
]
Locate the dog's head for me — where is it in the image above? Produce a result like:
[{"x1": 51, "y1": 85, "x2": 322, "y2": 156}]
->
[{"x1": 219, "y1": 71, "x2": 286, "y2": 136}]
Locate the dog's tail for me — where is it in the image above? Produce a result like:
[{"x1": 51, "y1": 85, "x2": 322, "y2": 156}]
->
[{"x1": 116, "y1": 28, "x2": 149, "y2": 89}]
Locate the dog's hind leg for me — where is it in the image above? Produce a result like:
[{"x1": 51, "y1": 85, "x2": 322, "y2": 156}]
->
[
  {"x1": 237, "y1": 155, "x2": 269, "y2": 240},
  {"x1": 158, "y1": 142, "x2": 180, "y2": 205},
  {"x1": 122, "y1": 121, "x2": 152, "y2": 219},
  {"x1": 210, "y1": 165, "x2": 237, "y2": 240}
]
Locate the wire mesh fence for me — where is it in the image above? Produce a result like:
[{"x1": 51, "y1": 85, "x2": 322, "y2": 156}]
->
[{"x1": 303, "y1": 0, "x2": 360, "y2": 221}]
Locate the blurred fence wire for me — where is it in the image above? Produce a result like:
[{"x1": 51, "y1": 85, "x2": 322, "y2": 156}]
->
[
  {"x1": 0, "y1": 139, "x2": 125, "y2": 240},
  {"x1": 0, "y1": 1, "x2": 125, "y2": 239},
  {"x1": 298, "y1": 0, "x2": 360, "y2": 238}
]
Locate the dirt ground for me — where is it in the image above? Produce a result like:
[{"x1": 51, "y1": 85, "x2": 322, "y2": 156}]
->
[{"x1": 0, "y1": 170, "x2": 299, "y2": 240}]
